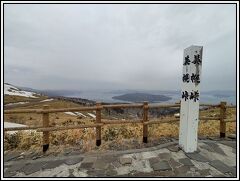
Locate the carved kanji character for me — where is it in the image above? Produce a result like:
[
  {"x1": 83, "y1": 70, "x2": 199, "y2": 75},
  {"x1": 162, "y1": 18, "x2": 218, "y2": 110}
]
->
[
  {"x1": 183, "y1": 73, "x2": 190, "y2": 83},
  {"x1": 182, "y1": 91, "x2": 189, "y2": 101},
  {"x1": 183, "y1": 55, "x2": 191, "y2": 65},
  {"x1": 191, "y1": 73, "x2": 200, "y2": 83},
  {"x1": 192, "y1": 54, "x2": 201, "y2": 65},
  {"x1": 190, "y1": 91, "x2": 199, "y2": 102}
]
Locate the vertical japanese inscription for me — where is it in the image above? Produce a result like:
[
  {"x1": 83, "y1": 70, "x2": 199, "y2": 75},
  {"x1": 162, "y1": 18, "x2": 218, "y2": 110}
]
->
[
  {"x1": 181, "y1": 52, "x2": 201, "y2": 102},
  {"x1": 179, "y1": 45, "x2": 203, "y2": 153}
]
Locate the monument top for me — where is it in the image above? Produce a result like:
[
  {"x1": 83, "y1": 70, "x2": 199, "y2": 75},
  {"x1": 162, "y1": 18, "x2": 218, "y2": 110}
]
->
[{"x1": 184, "y1": 45, "x2": 203, "y2": 51}]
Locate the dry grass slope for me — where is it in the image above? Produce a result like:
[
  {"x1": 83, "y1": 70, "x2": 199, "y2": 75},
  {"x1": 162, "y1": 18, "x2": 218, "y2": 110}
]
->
[{"x1": 4, "y1": 97, "x2": 236, "y2": 153}]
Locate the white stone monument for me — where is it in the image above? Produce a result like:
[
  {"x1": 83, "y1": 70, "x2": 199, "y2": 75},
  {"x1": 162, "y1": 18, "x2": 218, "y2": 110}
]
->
[{"x1": 179, "y1": 45, "x2": 203, "y2": 153}]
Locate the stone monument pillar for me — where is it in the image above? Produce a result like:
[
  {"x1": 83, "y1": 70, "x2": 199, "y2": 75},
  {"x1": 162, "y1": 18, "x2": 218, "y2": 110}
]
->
[{"x1": 179, "y1": 45, "x2": 203, "y2": 153}]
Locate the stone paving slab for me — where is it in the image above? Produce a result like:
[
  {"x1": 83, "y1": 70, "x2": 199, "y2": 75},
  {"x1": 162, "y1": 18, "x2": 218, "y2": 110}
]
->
[
  {"x1": 100, "y1": 155, "x2": 116, "y2": 163},
  {"x1": 87, "y1": 169, "x2": 106, "y2": 177},
  {"x1": 4, "y1": 171, "x2": 17, "y2": 177},
  {"x1": 65, "y1": 158, "x2": 83, "y2": 165},
  {"x1": 166, "y1": 144, "x2": 180, "y2": 152},
  {"x1": 169, "y1": 158, "x2": 182, "y2": 168},
  {"x1": 22, "y1": 162, "x2": 47, "y2": 175},
  {"x1": 93, "y1": 161, "x2": 109, "y2": 170},
  {"x1": 5, "y1": 163, "x2": 27, "y2": 173},
  {"x1": 219, "y1": 141, "x2": 236, "y2": 149},
  {"x1": 79, "y1": 162, "x2": 93, "y2": 169},
  {"x1": 179, "y1": 158, "x2": 194, "y2": 166},
  {"x1": 209, "y1": 160, "x2": 235, "y2": 174},
  {"x1": 158, "y1": 153, "x2": 171, "y2": 160},
  {"x1": 106, "y1": 169, "x2": 118, "y2": 176},
  {"x1": 82, "y1": 157, "x2": 97, "y2": 163},
  {"x1": 119, "y1": 157, "x2": 132, "y2": 165},
  {"x1": 4, "y1": 152, "x2": 21, "y2": 162},
  {"x1": 185, "y1": 152, "x2": 209, "y2": 162},
  {"x1": 112, "y1": 160, "x2": 122, "y2": 168},
  {"x1": 174, "y1": 165, "x2": 191, "y2": 176},
  {"x1": 149, "y1": 157, "x2": 160, "y2": 165},
  {"x1": 201, "y1": 142, "x2": 226, "y2": 156},
  {"x1": 151, "y1": 160, "x2": 172, "y2": 171},
  {"x1": 4, "y1": 139, "x2": 236, "y2": 177},
  {"x1": 42, "y1": 160, "x2": 65, "y2": 170},
  {"x1": 230, "y1": 166, "x2": 237, "y2": 176},
  {"x1": 198, "y1": 169, "x2": 211, "y2": 176}
]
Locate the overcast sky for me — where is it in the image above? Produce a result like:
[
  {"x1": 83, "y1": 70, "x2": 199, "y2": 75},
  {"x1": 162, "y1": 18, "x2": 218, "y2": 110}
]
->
[{"x1": 4, "y1": 4, "x2": 236, "y2": 91}]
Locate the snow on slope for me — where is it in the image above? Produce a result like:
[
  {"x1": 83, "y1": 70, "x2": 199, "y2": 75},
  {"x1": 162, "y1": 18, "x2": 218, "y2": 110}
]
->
[
  {"x1": 64, "y1": 112, "x2": 77, "y2": 116},
  {"x1": 4, "y1": 122, "x2": 27, "y2": 135},
  {"x1": 5, "y1": 101, "x2": 29, "y2": 106},
  {"x1": 40, "y1": 98, "x2": 54, "y2": 102},
  {"x1": 4, "y1": 84, "x2": 39, "y2": 98},
  {"x1": 65, "y1": 112, "x2": 87, "y2": 118},
  {"x1": 75, "y1": 112, "x2": 87, "y2": 118},
  {"x1": 87, "y1": 113, "x2": 96, "y2": 119}
]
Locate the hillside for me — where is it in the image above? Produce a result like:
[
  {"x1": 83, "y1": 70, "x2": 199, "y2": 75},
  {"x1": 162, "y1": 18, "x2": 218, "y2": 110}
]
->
[
  {"x1": 112, "y1": 93, "x2": 171, "y2": 102},
  {"x1": 4, "y1": 83, "x2": 41, "y2": 98},
  {"x1": 4, "y1": 83, "x2": 49, "y2": 105},
  {"x1": 3, "y1": 84, "x2": 236, "y2": 154}
]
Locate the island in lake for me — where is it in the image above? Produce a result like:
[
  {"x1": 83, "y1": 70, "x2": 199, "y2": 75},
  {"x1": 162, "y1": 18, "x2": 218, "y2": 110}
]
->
[{"x1": 112, "y1": 93, "x2": 171, "y2": 103}]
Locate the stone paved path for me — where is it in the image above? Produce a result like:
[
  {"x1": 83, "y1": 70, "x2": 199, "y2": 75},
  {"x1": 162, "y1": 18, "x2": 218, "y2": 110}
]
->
[{"x1": 4, "y1": 139, "x2": 237, "y2": 177}]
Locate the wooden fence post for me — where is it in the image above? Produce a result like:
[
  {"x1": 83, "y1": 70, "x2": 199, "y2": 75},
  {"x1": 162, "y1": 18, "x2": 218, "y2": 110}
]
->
[
  {"x1": 143, "y1": 101, "x2": 149, "y2": 143},
  {"x1": 96, "y1": 102, "x2": 102, "y2": 146},
  {"x1": 42, "y1": 105, "x2": 50, "y2": 152},
  {"x1": 220, "y1": 101, "x2": 227, "y2": 138}
]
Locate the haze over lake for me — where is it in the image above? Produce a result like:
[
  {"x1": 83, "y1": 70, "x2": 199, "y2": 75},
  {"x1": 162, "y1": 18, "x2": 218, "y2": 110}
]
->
[{"x1": 62, "y1": 90, "x2": 236, "y2": 105}]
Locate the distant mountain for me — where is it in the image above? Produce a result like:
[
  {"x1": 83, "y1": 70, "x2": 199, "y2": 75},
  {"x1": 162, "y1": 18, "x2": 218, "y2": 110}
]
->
[
  {"x1": 17, "y1": 86, "x2": 82, "y2": 97},
  {"x1": 35, "y1": 90, "x2": 83, "y2": 97},
  {"x1": 112, "y1": 93, "x2": 171, "y2": 103}
]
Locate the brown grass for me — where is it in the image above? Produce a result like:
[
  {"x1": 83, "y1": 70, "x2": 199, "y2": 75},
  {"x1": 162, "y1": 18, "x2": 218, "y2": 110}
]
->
[
  {"x1": 4, "y1": 98, "x2": 236, "y2": 152},
  {"x1": 4, "y1": 95, "x2": 48, "y2": 105}
]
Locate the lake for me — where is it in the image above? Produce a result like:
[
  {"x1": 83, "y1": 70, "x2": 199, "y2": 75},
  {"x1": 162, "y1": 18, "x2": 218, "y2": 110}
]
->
[{"x1": 64, "y1": 90, "x2": 236, "y2": 105}]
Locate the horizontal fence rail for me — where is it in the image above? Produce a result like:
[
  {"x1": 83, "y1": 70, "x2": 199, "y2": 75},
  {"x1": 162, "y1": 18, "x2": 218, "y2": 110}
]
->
[
  {"x1": 37, "y1": 123, "x2": 104, "y2": 132},
  {"x1": 102, "y1": 120, "x2": 142, "y2": 124},
  {"x1": 3, "y1": 101, "x2": 236, "y2": 152},
  {"x1": 4, "y1": 126, "x2": 43, "y2": 132},
  {"x1": 103, "y1": 104, "x2": 143, "y2": 109},
  {"x1": 4, "y1": 109, "x2": 42, "y2": 114}
]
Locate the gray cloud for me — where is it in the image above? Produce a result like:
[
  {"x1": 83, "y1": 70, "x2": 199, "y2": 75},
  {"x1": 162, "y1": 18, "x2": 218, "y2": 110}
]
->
[{"x1": 4, "y1": 4, "x2": 236, "y2": 91}]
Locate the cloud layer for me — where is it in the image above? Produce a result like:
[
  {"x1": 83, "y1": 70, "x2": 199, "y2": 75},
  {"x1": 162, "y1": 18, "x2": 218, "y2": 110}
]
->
[{"x1": 4, "y1": 4, "x2": 236, "y2": 91}]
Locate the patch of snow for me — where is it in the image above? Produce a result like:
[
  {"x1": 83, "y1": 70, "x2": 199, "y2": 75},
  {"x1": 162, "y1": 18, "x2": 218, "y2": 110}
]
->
[
  {"x1": 40, "y1": 98, "x2": 54, "y2": 102},
  {"x1": 64, "y1": 112, "x2": 77, "y2": 116},
  {"x1": 174, "y1": 113, "x2": 180, "y2": 118},
  {"x1": 4, "y1": 122, "x2": 27, "y2": 128},
  {"x1": 4, "y1": 84, "x2": 39, "y2": 98},
  {"x1": 75, "y1": 112, "x2": 87, "y2": 118},
  {"x1": 4, "y1": 122, "x2": 28, "y2": 135},
  {"x1": 5, "y1": 101, "x2": 29, "y2": 106},
  {"x1": 87, "y1": 113, "x2": 96, "y2": 119}
]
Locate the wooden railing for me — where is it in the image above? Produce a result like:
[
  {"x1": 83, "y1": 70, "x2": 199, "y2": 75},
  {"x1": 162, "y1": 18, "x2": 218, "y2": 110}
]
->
[{"x1": 4, "y1": 101, "x2": 236, "y2": 152}]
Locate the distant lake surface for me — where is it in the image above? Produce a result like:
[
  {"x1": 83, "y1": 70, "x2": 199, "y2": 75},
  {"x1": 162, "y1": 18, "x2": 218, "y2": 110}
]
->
[{"x1": 64, "y1": 90, "x2": 236, "y2": 105}]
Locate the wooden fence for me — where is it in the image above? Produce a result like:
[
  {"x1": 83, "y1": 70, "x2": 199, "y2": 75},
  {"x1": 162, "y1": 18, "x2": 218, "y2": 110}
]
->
[{"x1": 4, "y1": 101, "x2": 236, "y2": 152}]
